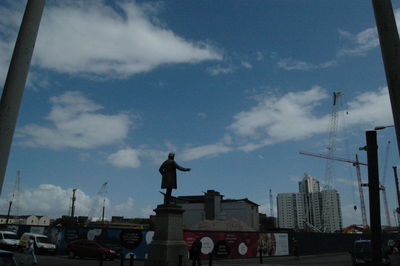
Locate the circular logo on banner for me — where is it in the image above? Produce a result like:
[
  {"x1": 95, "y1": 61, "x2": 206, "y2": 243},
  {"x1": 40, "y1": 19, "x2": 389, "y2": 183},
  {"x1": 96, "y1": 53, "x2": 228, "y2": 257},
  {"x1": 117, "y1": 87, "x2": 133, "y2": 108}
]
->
[
  {"x1": 145, "y1": 231, "x2": 154, "y2": 244},
  {"x1": 238, "y1": 242, "x2": 248, "y2": 255},
  {"x1": 200, "y1": 237, "x2": 214, "y2": 254},
  {"x1": 215, "y1": 240, "x2": 230, "y2": 258},
  {"x1": 120, "y1": 230, "x2": 143, "y2": 249}
]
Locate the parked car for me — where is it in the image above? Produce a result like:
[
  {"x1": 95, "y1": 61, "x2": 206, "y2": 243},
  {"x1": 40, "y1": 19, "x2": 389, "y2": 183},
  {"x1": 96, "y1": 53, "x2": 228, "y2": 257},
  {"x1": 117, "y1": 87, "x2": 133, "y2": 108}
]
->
[
  {"x1": 0, "y1": 231, "x2": 19, "y2": 251},
  {"x1": 349, "y1": 240, "x2": 391, "y2": 266},
  {"x1": 0, "y1": 249, "x2": 18, "y2": 266},
  {"x1": 67, "y1": 239, "x2": 118, "y2": 260},
  {"x1": 19, "y1": 232, "x2": 56, "y2": 254}
]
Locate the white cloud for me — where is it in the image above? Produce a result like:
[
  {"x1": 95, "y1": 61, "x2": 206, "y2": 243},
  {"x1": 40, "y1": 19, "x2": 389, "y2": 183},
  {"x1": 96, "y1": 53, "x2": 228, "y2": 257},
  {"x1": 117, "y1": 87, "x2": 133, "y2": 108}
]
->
[
  {"x1": 277, "y1": 58, "x2": 336, "y2": 71},
  {"x1": 241, "y1": 61, "x2": 252, "y2": 69},
  {"x1": 0, "y1": 184, "x2": 147, "y2": 219},
  {"x1": 337, "y1": 9, "x2": 400, "y2": 57},
  {"x1": 107, "y1": 147, "x2": 141, "y2": 168},
  {"x1": 344, "y1": 87, "x2": 393, "y2": 126},
  {"x1": 34, "y1": 1, "x2": 221, "y2": 78},
  {"x1": 229, "y1": 86, "x2": 330, "y2": 151},
  {"x1": 228, "y1": 86, "x2": 393, "y2": 152},
  {"x1": 0, "y1": 0, "x2": 221, "y2": 81},
  {"x1": 18, "y1": 91, "x2": 132, "y2": 149},
  {"x1": 337, "y1": 28, "x2": 379, "y2": 56},
  {"x1": 207, "y1": 64, "x2": 234, "y2": 76},
  {"x1": 197, "y1": 112, "x2": 207, "y2": 118},
  {"x1": 181, "y1": 143, "x2": 232, "y2": 161}
]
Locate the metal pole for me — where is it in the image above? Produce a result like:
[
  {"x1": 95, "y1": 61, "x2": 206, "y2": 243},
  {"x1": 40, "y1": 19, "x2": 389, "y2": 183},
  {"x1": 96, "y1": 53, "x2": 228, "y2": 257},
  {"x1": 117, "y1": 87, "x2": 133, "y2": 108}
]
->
[
  {"x1": 129, "y1": 253, "x2": 134, "y2": 266},
  {"x1": 5, "y1": 201, "x2": 12, "y2": 225},
  {"x1": 178, "y1": 255, "x2": 182, "y2": 266},
  {"x1": 393, "y1": 166, "x2": 400, "y2": 225},
  {"x1": 366, "y1": 130, "x2": 382, "y2": 265},
  {"x1": 120, "y1": 252, "x2": 124, "y2": 266},
  {"x1": 371, "y1": 0, "x2": 400, "y2": 157},
  {"x1": 0, "y1": 0, "x2": 45, "y2": 195},
  {"x1": 71, "y1": 189, "x2": 76, "y2": 218},
  {"x1": 99, "y1": 254, "x2": 103, "y2": 266}
]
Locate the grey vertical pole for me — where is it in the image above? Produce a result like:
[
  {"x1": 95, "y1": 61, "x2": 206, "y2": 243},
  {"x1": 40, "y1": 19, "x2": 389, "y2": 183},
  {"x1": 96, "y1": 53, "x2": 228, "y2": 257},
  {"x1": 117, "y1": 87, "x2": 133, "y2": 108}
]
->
[
  {"x1": 371, "y1": 0, "x2": 400, "y2": 156},
  {"x1": 0, "y1": 0, "x2": 45, "y2": 194},
  {"x1": 393, "y1": 166, "x2": 400, "y2": 226},
  {"x1": 366, "y1": 130, "x2": 382, "y2": 265},
  {"x1": 71, "y1": 189, "x2": 77, "y2": 218}
]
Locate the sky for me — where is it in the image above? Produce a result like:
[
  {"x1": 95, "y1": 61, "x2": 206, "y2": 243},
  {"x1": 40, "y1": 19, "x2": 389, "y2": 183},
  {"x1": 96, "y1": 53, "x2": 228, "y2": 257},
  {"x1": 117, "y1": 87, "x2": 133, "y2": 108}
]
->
[{"x1": 0, "y1": 0, "x2": 399, "y2": 227}]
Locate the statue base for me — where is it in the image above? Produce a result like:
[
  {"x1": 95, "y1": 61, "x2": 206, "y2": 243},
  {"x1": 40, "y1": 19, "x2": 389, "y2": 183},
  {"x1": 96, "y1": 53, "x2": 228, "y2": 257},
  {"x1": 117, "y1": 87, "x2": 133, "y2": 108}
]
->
[{"x1": 145, "y1": 204, "x2": 189, "y2": 266}]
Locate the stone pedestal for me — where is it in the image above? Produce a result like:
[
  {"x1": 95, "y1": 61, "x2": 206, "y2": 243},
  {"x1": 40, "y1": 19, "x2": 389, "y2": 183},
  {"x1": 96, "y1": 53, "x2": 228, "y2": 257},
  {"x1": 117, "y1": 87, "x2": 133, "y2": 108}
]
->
[{"x1": 146, "y1": 204, "x2": 188, "y2": 266}]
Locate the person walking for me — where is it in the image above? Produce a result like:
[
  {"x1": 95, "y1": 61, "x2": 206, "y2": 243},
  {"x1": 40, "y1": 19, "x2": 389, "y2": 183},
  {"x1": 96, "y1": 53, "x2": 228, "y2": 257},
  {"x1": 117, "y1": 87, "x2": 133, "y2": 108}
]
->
[
  {"x1": 26, "y1": 236, "x2": 37, "y2": 265},
  {"x1": 190, "y1": 238, "x2": 202, "y2": 266},
  {"x1": 292, "y1": 239, "x2": 299, "y2": 260}
]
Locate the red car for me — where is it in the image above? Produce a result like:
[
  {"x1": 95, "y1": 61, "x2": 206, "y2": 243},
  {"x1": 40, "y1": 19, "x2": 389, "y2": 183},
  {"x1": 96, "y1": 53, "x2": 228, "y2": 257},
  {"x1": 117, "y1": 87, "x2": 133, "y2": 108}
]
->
[{"x1": 67, "y1": 239, "x2": 118, "y2": 260}]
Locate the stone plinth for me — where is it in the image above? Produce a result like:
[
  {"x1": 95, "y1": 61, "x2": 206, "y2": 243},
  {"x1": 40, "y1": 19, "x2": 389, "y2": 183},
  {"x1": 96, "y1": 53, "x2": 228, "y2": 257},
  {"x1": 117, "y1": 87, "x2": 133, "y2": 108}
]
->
[{"x1": 146, "y1": 204, "x2": 188, "y2": 266}]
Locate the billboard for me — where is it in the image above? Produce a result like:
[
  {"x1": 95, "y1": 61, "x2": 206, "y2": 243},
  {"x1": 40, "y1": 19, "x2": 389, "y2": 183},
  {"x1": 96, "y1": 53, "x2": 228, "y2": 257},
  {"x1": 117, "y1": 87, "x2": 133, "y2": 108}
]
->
[{"x1": 184, "y1": 231, "x2": 279, "y2": 259}]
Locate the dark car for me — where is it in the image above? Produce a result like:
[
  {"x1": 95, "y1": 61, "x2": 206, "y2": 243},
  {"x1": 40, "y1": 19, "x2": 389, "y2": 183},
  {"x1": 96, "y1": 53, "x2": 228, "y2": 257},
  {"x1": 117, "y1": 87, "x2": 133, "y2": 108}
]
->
[
  {"x1": 0, "y1": 249, "x2": 18, "y2": 266},
  {"x1": 349, "y1": 240, "x2": 391, "y2": 266},
  {"x1": 67, "y1": 239, "x2": 118, "y2": 260}
]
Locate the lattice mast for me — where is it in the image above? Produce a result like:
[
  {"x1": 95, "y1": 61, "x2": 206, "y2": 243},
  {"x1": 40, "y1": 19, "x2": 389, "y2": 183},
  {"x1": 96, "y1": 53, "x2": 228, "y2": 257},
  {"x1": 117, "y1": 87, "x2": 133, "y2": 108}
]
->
[
  {"x1": 355, "y1": 154, "x2": 368, "y2": 228},
  {"x1": 324, "y1": 91, "x2": 343, "y2": 190},
  {"x1": 88, "y1": 182, "x2": 108, "y2": 223}
]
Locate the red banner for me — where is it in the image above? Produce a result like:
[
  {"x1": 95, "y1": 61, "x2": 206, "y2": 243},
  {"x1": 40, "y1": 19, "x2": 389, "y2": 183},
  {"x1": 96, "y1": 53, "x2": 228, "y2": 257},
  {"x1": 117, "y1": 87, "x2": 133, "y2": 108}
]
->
[{"x1": 184, "y1": 231, "x2": 259, "y2": 258}]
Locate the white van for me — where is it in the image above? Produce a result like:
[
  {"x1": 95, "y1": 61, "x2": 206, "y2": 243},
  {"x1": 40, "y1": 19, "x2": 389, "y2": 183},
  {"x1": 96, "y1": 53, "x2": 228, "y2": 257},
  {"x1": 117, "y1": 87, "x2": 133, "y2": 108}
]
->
[
  {"x1": 19, "y1": 232, "x2": 56, "y2": 254},
  {"x1": 0, "y1": 231, "x2": 19, "y2": 250}
]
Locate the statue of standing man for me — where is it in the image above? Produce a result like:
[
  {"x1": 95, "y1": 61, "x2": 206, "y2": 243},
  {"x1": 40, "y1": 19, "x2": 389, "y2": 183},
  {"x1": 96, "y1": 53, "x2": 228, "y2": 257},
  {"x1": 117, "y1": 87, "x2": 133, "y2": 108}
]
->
[{"x1": 159, "y1": 153, "x2": 191, "y2": 204}]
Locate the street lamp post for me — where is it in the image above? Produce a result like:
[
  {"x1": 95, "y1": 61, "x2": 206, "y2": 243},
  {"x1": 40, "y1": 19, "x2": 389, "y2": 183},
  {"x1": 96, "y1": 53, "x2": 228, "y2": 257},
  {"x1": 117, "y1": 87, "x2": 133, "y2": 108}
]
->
[{"x1": 365, "y1": 130, "x2": 382, "y2": 266}]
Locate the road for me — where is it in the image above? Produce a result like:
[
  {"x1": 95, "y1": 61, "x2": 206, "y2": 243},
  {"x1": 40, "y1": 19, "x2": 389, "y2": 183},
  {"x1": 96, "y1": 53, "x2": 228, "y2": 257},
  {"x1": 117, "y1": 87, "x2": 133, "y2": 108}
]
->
[{"x1": 14, "y1": 252, "x2": 400, "y2": 266}]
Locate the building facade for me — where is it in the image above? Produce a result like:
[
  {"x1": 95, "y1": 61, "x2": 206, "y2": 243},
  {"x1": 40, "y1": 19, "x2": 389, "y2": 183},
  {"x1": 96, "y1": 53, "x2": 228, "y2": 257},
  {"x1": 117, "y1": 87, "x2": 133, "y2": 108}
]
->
[
  {"x1": 277, "y1": 174, "x2": 342, "y2": 232},
  {"x1": 0, "y1": 215, "x2": 50, "y2": 226},
  {"x1": 172, "y1": 190, "x2": 259, "y2": 231}
]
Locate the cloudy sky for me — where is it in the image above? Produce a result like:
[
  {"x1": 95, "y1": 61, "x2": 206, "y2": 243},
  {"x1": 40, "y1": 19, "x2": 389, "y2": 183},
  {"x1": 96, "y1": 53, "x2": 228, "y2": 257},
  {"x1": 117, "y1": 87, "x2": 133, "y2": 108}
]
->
[{"x1": 0, "y1": 0, "x2": 399, "y2": 227}]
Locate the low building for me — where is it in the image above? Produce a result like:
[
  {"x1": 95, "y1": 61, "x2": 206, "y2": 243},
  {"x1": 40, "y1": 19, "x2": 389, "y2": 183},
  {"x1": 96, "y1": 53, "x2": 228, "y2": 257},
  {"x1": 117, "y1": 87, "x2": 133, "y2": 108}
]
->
[
  {"x1": 171, "y1": 190, "x2": 260, "y2": 231},
  {"x1": 0, "y1": 215, "x2": 50, "y2": 226}
]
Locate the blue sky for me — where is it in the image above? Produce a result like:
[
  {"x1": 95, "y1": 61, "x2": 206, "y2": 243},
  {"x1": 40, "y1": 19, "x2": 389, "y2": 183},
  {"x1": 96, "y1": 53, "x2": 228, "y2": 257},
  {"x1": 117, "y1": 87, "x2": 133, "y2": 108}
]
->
[{"x1": 0, "y1": 0, "x2": 399, "y2": 227}]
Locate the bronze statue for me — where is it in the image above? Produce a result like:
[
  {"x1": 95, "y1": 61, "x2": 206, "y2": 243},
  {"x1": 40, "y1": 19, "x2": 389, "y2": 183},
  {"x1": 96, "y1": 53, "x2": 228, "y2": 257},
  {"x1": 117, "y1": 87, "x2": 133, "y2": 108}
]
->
[{"x1": 159, "y1": 153, "x2": 190, "y2": 204}]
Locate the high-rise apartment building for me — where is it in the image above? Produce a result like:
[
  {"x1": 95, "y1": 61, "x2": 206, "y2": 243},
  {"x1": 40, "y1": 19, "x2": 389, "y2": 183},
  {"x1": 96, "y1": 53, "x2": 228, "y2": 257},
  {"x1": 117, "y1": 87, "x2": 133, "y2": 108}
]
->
[{"x1": 277, "y1": 174, "x2": 342, "y2": 232}]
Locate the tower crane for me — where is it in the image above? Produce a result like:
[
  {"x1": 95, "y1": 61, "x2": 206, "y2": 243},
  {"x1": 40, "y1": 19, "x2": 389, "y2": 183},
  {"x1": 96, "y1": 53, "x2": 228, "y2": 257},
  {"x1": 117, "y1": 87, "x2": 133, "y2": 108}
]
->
[
  {"x1": 88, "y1": 182, "x2": 108, "y2": 224},
  {"x1": 380, "y1": 141, "x2": 391, "y2": 226},
  {"x1": 324, "y1": 91, "x2": 343, "y2": 190},
  {"x1": 299, "y1": 151, "x2": 369, "y2": 228},
  {"x1": 6, "y1": 171, "x2": 21, "y2": 225}
]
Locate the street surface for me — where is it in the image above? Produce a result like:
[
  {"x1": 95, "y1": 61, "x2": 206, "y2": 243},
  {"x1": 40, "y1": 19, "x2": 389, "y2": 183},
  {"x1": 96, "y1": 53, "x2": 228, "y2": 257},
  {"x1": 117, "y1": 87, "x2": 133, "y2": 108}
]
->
[{"x1": 14, "y1": 252, "x2": 400, "y2": 266}]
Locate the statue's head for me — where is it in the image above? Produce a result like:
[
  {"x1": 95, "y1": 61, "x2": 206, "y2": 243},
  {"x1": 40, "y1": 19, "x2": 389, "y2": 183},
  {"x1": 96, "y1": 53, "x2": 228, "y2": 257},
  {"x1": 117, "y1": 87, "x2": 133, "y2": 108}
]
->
[{"x1": 168, "y1": 152, "x2": 175, "y2": 159}]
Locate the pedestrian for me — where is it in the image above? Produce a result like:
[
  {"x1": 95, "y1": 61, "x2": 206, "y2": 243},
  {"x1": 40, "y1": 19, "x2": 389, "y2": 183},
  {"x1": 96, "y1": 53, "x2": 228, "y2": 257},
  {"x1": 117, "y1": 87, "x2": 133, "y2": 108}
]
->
[
  {"x1": 190, "y1": 238, "x2": 202, "y2": 266},
  {"x1": 25, "y1": 236, "x2": 37, "y2": 265}
]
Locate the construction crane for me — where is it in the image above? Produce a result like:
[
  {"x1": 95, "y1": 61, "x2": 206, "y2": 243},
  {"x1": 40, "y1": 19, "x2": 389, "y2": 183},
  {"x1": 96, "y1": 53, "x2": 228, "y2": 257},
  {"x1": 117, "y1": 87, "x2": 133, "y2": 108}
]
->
[
  {"x1": 324, "y1": 91, "x2": 343, "y2": 190},
  {"x1": 299, "y1": 151, "x2": 369, "y2": 228},
  {"x1": 380, "y1": 141, "x2": 391, "y2": 226},
  {"x1": 6, "y1": 171, "x2": 21, "y2": 225},
  {"x1": 88, "y1": 182, "x2": 108, "y2": 224}
]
